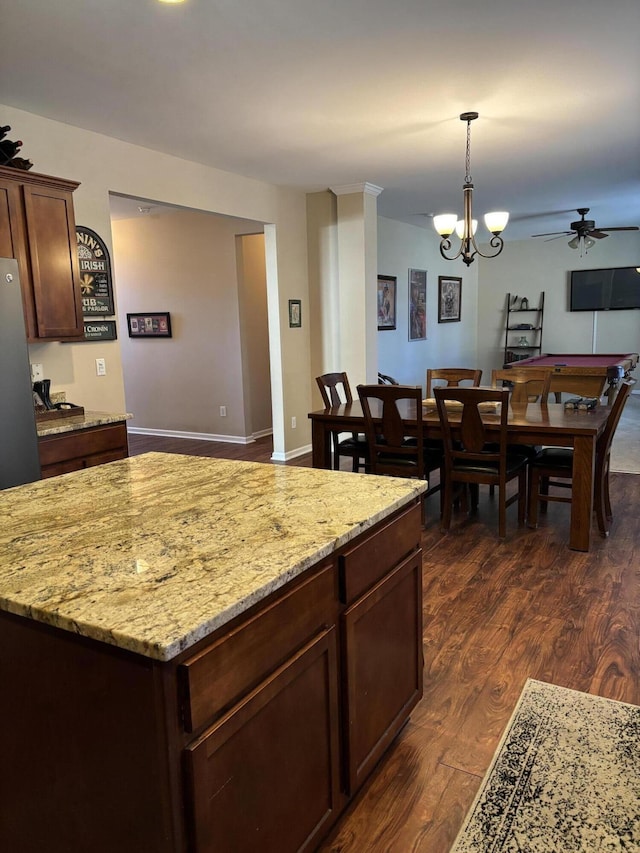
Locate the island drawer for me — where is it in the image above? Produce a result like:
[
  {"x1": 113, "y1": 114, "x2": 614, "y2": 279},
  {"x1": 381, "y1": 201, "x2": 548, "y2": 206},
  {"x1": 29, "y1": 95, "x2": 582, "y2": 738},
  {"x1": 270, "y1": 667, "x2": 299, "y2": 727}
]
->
[
  {"x1": 338, "y1": 502, "x2": 421, "y2": 604},
  {"x1": 179, "y1": 562, "x2": 336, "y2": 733}
]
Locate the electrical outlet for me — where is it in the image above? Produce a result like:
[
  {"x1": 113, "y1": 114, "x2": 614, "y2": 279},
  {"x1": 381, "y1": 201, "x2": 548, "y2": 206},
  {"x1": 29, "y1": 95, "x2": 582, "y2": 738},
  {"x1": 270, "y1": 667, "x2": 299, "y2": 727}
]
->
[
  {"x1": 220, "y1": 406, "x2": 227, "y2": 417},
  {"x1": 30, "y1": 363, "x2": 44, "y2": 382},
  {"x1": 95, "y1": 358, "x2": 106, "y2": 376},
  {"x1": 291, "y1": 416, "x2": 297, "y2": 429}
]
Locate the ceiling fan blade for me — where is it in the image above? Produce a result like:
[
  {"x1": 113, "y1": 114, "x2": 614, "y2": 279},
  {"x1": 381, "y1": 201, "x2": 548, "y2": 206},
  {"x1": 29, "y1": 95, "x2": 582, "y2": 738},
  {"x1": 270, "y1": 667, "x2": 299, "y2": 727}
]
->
[
  {"x1": 598, "y1": 226, "x2": 640, "y2": 233},
  {"x1": 588, "y1": 230, "x2": 609, "y2": 240},
  {"x1": 531, "y1": 231, "x2": 572, "y2": 238}
]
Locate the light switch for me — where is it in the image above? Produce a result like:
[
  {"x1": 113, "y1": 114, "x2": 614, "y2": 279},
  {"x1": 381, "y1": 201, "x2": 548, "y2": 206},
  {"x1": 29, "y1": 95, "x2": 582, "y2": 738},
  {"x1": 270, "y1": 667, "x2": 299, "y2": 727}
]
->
[{"x1": 96, "y1": 358, "x2": 106, "y2": 376}]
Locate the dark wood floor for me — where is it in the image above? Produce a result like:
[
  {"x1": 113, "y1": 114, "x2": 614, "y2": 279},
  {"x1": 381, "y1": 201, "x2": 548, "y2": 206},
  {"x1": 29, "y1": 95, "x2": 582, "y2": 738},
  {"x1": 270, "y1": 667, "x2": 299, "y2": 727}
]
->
[{"x1": 130, "y1": 433, "x2": 640, "y2": 853}]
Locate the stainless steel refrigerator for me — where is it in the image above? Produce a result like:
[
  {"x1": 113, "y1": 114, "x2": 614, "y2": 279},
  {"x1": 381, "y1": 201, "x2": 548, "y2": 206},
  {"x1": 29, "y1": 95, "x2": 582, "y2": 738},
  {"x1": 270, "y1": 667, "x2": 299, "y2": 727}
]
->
[{"x1": 0, "y1": 257, "x2": 41, "y2": 489}]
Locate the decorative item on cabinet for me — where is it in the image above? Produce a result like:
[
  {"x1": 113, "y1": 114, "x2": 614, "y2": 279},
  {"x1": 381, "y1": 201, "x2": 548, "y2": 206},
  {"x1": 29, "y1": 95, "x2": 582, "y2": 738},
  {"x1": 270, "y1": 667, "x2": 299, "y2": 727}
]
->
[
  {"x1": 0, "y1": 164, "x2": 84, "y2": 340},
  {"x1": 0, "y1": 124, "x2": 33, "y2": 170}
]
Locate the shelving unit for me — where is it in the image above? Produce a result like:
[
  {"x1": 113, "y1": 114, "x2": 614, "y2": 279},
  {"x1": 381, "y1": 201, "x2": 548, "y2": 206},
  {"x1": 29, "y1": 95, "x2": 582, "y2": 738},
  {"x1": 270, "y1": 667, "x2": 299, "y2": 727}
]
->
[{"x1": 503, "y1": 292, "x2": 544, "y2": 366}]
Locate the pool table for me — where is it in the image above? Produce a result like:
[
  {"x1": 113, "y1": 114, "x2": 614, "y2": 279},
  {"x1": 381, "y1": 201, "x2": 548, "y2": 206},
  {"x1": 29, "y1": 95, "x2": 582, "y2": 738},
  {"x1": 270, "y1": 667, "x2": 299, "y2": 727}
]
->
[{"x1": 505, "y1": 353, "x2": 638, "y2": 403}]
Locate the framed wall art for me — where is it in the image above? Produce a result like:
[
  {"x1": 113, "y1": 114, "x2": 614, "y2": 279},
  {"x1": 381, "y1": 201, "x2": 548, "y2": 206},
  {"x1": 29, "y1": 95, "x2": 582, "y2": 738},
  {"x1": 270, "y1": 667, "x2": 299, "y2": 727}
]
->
[
  {"x1": 377, "y1": 275, "x2": 397, "y2": 330},
  {"x1": 288, "y1": 299, "x2": 302, "y2": 328},
  {"x1": 127, "y1": 312, "x2": 172, "y2": 338},
  {"x1": 408, "y1": 268, "x2": 427, "y2": 341},
  {"x1": 438, "y1": 276, "x2": 462, "y2": 323},
  {"x1": 76, "y1": 225, "x2": 115, "y2": 316}
]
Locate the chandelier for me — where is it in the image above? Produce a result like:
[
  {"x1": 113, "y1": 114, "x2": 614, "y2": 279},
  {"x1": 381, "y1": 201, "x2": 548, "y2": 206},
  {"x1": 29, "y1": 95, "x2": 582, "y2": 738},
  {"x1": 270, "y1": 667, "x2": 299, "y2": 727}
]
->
[{"x1": 433, "y1": 112, "x2": 509, "y2": 266}]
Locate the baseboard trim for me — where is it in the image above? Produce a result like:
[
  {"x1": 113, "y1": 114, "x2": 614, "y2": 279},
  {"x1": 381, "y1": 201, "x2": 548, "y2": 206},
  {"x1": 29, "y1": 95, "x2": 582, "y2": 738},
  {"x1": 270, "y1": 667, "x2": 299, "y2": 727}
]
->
[
  {"x1": 127, "y1": 426, "x2": 272, "y2": 445},
  {"x1": 271, "y1": 443, "x2": 313, "y2": 462}
]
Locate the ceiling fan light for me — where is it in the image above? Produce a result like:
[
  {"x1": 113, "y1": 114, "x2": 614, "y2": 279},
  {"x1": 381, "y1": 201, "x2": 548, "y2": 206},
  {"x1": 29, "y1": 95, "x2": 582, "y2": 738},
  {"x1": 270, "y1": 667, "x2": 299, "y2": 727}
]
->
[
  {"x1": 484, "y1": 211, "x2": 509, "y2": 234},
  {"x1": 455, "y1": 218, "x2": 478, "y2": 239},
  {"x1": 584, "y1": 236, "x2": 596, "y2": 249},
  {"x1": 568, "y1": 235, "x2": 580, "y2": 249},
  {"x1": 433, "y1": 214, "x2": 458, "y2": 237}
]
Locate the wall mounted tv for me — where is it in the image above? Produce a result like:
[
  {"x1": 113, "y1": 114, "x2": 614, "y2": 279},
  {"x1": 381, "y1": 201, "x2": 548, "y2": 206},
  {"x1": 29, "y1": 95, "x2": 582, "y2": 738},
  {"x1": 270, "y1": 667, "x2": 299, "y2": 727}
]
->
[{"x1": 570, "y1": 266, "x2": 640, "y2": 311}]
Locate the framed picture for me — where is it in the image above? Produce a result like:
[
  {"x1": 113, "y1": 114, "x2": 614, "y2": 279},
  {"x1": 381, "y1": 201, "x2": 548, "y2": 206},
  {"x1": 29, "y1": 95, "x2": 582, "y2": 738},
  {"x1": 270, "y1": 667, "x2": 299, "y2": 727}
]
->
[
  {"x1": 408, "y1": 269, "x2": 427, "y2": 341},
  {"x1": 377, "y1": 275, "x2": 397, "y2": 330},
  {"x1": 127, "y1": 312, "x2": 172, "y2": 337},
  {"x1": 438, "y1": 276, "x2": 462, "y2": 323},
  {"x1": 288, "y1": 299, "x2": 302, "y2": 328}
]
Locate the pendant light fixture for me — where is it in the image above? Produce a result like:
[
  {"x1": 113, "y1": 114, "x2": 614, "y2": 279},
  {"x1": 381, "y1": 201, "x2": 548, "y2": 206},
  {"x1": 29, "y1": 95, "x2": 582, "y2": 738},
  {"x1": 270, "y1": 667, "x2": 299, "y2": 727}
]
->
[{"x1": 433, "y1": 112, "x2": 508, "y2": 266}]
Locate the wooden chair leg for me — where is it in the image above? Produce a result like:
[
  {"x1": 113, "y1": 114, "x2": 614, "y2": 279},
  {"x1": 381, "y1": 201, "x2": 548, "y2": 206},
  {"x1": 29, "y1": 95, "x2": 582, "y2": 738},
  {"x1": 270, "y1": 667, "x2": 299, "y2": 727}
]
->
[
  {"x1": 540, "y1": 476, "x2": 549, "y2": 513},
  {"x1": 528, "y1": 468, "x2": 541, "y2": 528},
  {"x1": 594, "y1": 455, "x2": 610, "y2": 537},
  {"x1": 469, "y1": 483, "x2": 479, "y2": 511},
  {"x1": 498, "y1": 487, "x2": 507, "y2": 539},
  {"x1": 440, "y1": 475, "x2": 453, "y2": 532},
  {"x1": 603, "y1": 458, "x2": 613, "y2": 521},
  {"x1": 331, "y1": 434, "x2": 340, "y2": 470},
  {"x1": 517, "y1": 469, "x2": 527, "y2": 525}
]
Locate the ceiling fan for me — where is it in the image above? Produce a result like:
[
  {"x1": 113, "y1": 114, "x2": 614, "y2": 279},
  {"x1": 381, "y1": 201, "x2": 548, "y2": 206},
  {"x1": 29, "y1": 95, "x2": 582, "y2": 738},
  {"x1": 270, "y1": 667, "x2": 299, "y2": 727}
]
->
[{"x1": 532, "y1": 208, "x2": 639, "y2": 249}]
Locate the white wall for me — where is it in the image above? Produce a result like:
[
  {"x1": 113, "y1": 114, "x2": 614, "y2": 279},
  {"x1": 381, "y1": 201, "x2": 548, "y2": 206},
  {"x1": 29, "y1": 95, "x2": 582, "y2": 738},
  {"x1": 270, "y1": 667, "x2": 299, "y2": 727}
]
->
[
  {"x1": 237, "y1": 232, "x2": 272, "y2": 436},
  {"x1": 476, "y1": 233, "x2": 640, "y2": 383},
  {"x1": 4, "y1": 103, "x2": 311, "y2": 454},
  {"x1": 377, "y1": 217, "x2": 479, "y2": 393},
  {"x1": 112, "y1": 210, "x2": 268, "y2": 440}
]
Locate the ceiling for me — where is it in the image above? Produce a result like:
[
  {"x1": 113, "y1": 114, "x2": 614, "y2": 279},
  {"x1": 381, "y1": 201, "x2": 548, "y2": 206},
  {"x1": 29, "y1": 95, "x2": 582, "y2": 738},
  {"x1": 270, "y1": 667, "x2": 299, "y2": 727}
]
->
[{"x1": 1, "y1": 0, "x2": 639, "y2": 242}]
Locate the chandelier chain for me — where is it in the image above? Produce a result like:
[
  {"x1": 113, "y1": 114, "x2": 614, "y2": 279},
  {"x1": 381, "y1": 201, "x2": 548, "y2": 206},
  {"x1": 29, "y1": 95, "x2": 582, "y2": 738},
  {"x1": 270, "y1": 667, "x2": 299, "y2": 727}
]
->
[{"x1": 465, "y1": 119, "x2": 472, "y2": 184}]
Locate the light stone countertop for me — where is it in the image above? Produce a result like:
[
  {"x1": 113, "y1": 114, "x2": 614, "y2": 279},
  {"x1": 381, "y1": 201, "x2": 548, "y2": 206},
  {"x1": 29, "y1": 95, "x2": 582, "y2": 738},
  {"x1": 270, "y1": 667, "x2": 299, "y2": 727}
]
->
[
  {"x1": 0, "y1": 453, "x2": 425, "y2": 661},
  {"x1": 36, "y1": 410, "x2": 133, "y2": 437}
]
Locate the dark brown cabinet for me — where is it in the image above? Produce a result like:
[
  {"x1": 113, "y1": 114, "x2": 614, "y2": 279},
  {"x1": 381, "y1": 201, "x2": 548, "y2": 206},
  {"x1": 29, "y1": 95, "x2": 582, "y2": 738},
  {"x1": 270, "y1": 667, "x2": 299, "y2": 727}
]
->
[
  {"x1": 0, "y1": 164, "x2": 84, "y2": 341},
  {"x1": 0, "y1": 501, "x2": 422, "y2": 853},
  {"x1": 38, "y1": 421, "x2": 129, "y2": 478},
  {"x1": 186, "y1": 629, "x2": 341, "y2": 853}
]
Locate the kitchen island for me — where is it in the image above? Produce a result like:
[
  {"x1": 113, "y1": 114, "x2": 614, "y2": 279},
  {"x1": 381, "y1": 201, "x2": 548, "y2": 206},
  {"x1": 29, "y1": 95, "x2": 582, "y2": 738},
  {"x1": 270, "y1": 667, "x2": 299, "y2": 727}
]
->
[{"x1": 0, "y1": 453, "x2": 425, "y2": 853}]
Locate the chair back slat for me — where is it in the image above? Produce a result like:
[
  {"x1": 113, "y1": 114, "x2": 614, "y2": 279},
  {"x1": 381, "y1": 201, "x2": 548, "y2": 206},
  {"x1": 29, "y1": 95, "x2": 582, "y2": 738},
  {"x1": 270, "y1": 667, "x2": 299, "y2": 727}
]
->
[
  {"x1": 316, "y1": 372, "x2": 353, "y2": 407},
  {"x1": 426, "y1": 368, "x2": 482, "y2": 397},
  {"x1": 492, "y1": 367, "x2": 551, "y2": 403}
]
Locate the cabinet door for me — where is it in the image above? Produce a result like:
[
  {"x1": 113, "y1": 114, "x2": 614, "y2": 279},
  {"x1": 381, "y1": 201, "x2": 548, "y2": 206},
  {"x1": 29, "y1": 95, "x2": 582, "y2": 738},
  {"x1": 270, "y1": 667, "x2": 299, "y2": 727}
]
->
[
  {"x1": 185, "y1": 627, "x2": 341, "y2": 853},
  {"x1": 0, "y1": 176, "x2": 36, "y2": 335},
  {"x1": 23, "y1": 183, "x2": 84, "y2": 339},
  {"x1": 342, "y1": 550, "x2": 423, "y2": 794}
]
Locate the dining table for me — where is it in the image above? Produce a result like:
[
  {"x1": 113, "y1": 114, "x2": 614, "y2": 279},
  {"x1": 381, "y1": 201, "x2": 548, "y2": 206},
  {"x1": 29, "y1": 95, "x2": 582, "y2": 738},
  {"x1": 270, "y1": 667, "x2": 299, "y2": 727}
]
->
[{"x1": 308, "y1": 398, "x2": 611, "y2": 552}]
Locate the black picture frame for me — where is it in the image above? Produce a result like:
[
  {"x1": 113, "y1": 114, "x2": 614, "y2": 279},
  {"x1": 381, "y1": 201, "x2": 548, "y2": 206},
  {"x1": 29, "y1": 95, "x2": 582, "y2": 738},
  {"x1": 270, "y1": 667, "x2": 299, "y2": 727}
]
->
[
  {"x1": 127, "y1": 312, "x2": 172, "y2": 338},
  {"x1": 377, "y1": 275, "x2": 397, "y2": 330},
  {"x1": 408, "y1": 269, "x2": 427, "y2": 340},
  {"x1": 288, "y1": 299, "x2": 302, "y2": 328},
  {"x1": 438, "y1": 276, "x2": 462, "y2": 323}
]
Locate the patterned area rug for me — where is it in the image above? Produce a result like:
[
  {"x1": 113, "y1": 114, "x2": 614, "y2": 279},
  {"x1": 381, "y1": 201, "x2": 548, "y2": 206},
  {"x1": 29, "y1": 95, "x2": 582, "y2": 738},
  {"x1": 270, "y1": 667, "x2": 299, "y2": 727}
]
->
[{"x1": 450, "y1": 679, "x2": 640, "y2": 852}]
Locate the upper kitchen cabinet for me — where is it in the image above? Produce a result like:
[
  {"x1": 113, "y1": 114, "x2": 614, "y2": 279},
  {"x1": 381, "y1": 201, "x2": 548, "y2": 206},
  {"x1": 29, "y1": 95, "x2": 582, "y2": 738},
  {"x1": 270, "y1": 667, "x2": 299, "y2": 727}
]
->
[{"x1": 0, "y1": 165, "x2": 84, "y2": 341}]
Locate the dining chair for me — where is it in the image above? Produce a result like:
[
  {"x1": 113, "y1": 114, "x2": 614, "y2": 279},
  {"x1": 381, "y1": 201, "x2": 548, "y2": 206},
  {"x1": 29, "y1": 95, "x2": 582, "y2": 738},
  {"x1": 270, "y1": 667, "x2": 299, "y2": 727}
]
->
[
  {"x1": 356, "y1": 384, "x2": 444, "y2": 523},
  {"x1": 426, "y1": 368, "x2": 482, "y2": 397},
  {"x1": 434, "y1": 386, "x2": 529, "y2": 539},
  {"x1": 316, "y1": 372, "x2": 368, "y2": 472},
  {"x1": 528, "y1": 382, "x2": 632, "y2": 537},
  {"x1": 491, "y1": 367, "x2": 552, "y2": 403}
]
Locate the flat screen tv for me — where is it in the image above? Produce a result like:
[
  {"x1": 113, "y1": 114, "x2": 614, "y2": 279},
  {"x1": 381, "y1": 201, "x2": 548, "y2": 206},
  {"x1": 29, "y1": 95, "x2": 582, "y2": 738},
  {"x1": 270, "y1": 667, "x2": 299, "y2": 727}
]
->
[{"x1": 570, "y1": 266, "x2": 640, "y2": 311}]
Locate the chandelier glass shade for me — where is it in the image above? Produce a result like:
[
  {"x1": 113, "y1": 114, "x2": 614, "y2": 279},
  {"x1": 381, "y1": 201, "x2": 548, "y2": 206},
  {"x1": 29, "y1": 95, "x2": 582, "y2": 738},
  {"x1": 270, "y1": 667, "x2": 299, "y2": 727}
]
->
[{"x1": 434, "y1": 112, "x2": 509, "y2": 267}]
